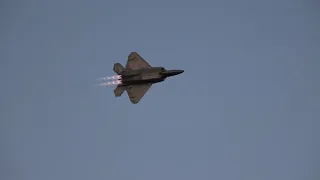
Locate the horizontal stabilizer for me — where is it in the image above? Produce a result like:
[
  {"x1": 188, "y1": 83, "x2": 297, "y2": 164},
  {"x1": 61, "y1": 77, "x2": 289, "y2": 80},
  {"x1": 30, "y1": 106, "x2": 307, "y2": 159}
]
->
[
  {"x1": 126, "y1": 84, "x2": 152, "y2": 104},
  {"x1": 113, "y1": 63, "x2": 124, "y2": 75},
  {"x1": 114, "y1": 85, "x2": 126, "y2": 97}
]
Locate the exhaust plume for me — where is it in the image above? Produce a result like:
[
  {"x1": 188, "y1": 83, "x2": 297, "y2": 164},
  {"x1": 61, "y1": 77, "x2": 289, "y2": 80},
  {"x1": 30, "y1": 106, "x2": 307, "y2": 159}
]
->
[
  {"x1": 98, "y1": 75, "x2": 121, "y2": 81},
  {"x1": 97, "y1": 80, "x2": 122, "y2": 86}
]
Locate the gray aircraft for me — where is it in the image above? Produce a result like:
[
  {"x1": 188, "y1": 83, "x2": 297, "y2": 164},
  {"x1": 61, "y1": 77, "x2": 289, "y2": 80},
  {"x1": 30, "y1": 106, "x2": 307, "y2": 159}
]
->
[{"x1": 113, "y1": 52, "x2": 184, "y2": 104}]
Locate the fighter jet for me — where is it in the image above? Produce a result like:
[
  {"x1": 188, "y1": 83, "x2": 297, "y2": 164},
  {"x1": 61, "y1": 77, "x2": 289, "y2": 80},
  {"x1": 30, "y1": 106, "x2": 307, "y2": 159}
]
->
[{"x1": 111, "y1": 52, "x2": 184, "y2": 104}]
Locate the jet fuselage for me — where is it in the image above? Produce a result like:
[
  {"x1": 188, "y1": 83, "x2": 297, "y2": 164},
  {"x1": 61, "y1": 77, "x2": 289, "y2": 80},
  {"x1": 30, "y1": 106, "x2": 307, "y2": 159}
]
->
[{"x1": 118, "y1": 67, "x2": 183, "y2": 86}]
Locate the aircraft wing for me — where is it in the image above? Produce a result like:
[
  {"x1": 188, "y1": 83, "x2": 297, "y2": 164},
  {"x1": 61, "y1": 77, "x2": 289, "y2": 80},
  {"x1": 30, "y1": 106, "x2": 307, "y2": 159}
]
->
[
  {"x1": 126, "y1": 52, "x2": 151, "y2": 70},
  {"x1": 126, "y1": 84, "x2": 152, "y2": 104}
]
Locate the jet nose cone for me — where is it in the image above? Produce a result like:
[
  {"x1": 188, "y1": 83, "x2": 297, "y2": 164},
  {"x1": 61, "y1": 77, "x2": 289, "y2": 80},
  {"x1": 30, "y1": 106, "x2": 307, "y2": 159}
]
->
[
  {"x1": 178, "y1": 70, "x2": 184, "y2": 74},
  {"x1": 173, "y1": 70, "x2": 184, "y2": 75},
  {"x1": 172, "y1": 69, "x2": 184, "y2": 75},
  {"x1": 163, "y1": 69, "x2": 184, "y2": 77}
]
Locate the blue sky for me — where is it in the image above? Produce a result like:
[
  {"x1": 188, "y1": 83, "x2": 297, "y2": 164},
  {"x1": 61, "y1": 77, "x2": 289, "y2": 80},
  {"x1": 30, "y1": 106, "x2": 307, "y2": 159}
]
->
[{"x1": 1, "y1": 0, "x2": 319, "y2": 180}]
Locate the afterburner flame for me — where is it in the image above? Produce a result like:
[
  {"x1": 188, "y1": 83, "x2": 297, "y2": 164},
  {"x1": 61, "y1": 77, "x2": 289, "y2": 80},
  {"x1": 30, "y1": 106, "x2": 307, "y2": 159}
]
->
[
  {"x1": 98, "y1": 80, "x2": 122, "y2": 86},
  {"x1": 98, "y1": 75, "x2": 121, "y2": 80}
]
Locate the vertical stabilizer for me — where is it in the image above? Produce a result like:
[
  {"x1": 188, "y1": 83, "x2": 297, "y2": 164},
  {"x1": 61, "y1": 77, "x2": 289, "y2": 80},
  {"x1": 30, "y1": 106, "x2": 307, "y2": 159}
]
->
[{"x1": 113, "y1": 63, "x2": 124, "y2": 75}]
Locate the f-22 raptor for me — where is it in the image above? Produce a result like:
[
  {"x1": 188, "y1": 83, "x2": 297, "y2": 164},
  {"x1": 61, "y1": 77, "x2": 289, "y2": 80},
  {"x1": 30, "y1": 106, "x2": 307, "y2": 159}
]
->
[{"x1": 113, "y1": 52, "x2": 184, "y2": 104}]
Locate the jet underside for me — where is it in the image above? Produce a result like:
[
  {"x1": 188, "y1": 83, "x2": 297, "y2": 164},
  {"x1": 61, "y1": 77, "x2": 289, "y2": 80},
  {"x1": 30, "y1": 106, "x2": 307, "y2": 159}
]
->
[{"x1": 119, "y1": 73, "x2": 165, "y2": 86}]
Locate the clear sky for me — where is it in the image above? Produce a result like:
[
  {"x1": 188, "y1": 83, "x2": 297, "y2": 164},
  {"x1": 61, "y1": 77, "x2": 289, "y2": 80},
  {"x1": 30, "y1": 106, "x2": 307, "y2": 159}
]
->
[{"x1": 1, "y1": 0, "x2": 319, "y2": 180}]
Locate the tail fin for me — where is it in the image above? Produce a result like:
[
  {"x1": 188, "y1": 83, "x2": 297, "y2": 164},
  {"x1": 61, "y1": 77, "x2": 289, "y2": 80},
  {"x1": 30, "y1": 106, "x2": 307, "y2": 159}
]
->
[
  {"x1": 113, "y1": 63, "x2": 125, "y2": 75},
  {"x1": 114, "y1": 85, "x2": 126, "y2": 97}
]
